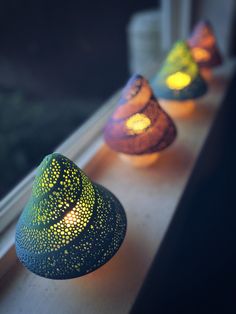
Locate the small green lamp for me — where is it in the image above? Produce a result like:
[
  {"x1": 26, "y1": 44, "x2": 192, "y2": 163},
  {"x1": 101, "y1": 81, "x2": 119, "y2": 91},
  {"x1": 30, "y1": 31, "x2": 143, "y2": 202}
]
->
[
  {"x1": 15, "y1": 153, "x2": 127, "y2": 279},
  {"x1": 151, "y1": 40, "x2": 208, "y2": 118}
]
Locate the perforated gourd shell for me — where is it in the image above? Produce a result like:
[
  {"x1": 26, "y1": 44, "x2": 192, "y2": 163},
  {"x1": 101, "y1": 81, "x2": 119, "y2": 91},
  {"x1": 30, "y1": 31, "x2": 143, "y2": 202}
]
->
[{"x1": 15, "y1": 153, "x2": 127, "y2": 279}]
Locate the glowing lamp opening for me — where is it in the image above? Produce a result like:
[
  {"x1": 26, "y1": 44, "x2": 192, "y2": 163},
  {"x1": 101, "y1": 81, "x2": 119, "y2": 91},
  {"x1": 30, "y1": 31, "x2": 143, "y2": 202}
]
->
[
  {"x1": 160, "y1": 99, "x2": 195, "y2": 118},
  {"x1": 166, "y1": 72, "x2": 191, "y2": 90},
  {"x1": 126, "y1": 113, "x2": 151, "y2": 134},
  {"x1": 191, "y1": 47, "x2": 210, "y2": 62},
  {"x1": 104, "y1": 75, "x2": 177, "y2": 164}
]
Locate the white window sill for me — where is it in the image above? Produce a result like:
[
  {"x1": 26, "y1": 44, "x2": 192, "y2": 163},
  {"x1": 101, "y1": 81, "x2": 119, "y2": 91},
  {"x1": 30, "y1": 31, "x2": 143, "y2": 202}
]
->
[{"x1": 0, "y1": 60, "x2": 235, "y2": 314}]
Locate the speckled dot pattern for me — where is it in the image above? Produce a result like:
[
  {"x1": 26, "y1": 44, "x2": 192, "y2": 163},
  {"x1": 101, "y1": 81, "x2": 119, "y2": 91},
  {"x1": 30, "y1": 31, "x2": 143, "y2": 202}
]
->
[{"x1": 15, "y1": 153, "x2": 127, "y2": 279}]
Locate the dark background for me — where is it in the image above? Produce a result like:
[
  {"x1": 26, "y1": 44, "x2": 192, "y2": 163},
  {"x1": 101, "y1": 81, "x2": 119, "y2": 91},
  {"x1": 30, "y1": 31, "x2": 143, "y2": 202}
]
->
[
  {"x1": 0, "y1": 0, "x2": 159, "y2": 198},
  {"x1": 1, "y1": 2, "x2": 236, "y2": 313},
  {"x1": 0, "y1": 0, "x2": 159, "y2": 97}
]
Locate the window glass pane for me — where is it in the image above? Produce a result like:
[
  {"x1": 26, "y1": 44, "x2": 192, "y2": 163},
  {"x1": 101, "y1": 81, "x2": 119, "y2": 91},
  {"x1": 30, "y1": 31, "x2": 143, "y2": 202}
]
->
[{"x1": 0, "y1": 1, "x2": 158, "y2": 200}]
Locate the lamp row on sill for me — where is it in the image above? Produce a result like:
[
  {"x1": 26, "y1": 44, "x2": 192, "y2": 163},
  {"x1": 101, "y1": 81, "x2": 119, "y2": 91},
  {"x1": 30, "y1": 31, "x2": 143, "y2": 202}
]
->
[{"x1": 15, "y1": 20, "x2": 223, "y2": 280}]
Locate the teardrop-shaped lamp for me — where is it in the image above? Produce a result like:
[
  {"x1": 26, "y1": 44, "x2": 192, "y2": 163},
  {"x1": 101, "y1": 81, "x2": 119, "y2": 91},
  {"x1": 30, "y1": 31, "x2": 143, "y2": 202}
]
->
[
  {"x1": 188, "y1": 20, "x2": 222, "y2": 69},
  {"x1": 104, "y1": 74, "x2": 177, "y2": 166},
  {"x1": 151, "y1": 41, "x2": 208, "y2": 117},
  {"x1": 15, "y1": 153, "x2": 127, "y2": 279},
  {"x1": 151, "y1": 40, "x2": 208, "y2": 101}
]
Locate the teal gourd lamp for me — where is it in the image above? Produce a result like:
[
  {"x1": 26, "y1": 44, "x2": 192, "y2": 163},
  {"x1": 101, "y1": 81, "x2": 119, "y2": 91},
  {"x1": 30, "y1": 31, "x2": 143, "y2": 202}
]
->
[
  {"x1": 151, "y1": 40, "x2": 208, "y2": 118},
  {"x1": 15, "y1": 153, "x2": 127, "y2": 279}
]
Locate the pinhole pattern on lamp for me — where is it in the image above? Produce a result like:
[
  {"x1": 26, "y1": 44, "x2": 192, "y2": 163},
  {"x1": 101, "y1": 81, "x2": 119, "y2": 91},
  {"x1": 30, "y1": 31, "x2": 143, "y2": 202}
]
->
[
  {"x1": 104, "y1": 74, "x2": 177, "y2": 155},
  {"x1": 151, "y1": 41, "x2": 207, "y2": 100},
  {"x1": 188, "y1": 20, "x2": 222, "y2": 68},
  {"x1": 15, "y1": 153, "x2": 127, "y2": 279}
]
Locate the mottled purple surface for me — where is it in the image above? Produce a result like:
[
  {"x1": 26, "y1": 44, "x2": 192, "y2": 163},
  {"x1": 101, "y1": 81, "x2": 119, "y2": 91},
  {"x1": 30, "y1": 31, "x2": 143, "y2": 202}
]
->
[{"x1": 104, "y1": 75, "x2": 177, "y2": 155}]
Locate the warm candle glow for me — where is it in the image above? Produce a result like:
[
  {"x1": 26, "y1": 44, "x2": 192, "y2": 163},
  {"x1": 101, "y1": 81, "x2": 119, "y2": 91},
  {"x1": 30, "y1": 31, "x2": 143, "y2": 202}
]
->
[
  {"x1": 191, "y1": 47, "x2": 210, "y2": 62},
  {"x1": 151, "y1": 41, "x2": 207, "y2": 101},
  {"x1": 119, "y1": 152, "x2": 160, "y2": 168},
  {"x1": 126, "y1": 113, "x2": 151, "y2": 134},
  {"x1": 166, "y1": 71, "x2": 191, "y2": 90},
  {"x1": 188, "y1": 20, "x2": 222, "y2": 68},
  {"x1": 104, "y1": 74, "x2": 177, "y2": 162},
  {"x1": 200, "y1": 68, "x2": 212, "y2": 81},
  {"x1": 160, "y1": 99, "x2": 195, "y2": 118},
  {"x1": 64, "y1": 210, "x2": 82, "y2": 227}
]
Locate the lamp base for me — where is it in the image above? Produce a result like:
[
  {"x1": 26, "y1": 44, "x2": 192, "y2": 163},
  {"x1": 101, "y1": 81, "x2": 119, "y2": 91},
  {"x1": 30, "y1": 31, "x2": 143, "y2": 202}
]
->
[
  {"x1": 119, "y1": 152, "x2": 160, "y2": 168},
  {"x1": 159, "y1": 99, "x2": 195, "y2": 118},
  {"x1": 200, "y1": 68, "x2": 212, "y2": 81}
]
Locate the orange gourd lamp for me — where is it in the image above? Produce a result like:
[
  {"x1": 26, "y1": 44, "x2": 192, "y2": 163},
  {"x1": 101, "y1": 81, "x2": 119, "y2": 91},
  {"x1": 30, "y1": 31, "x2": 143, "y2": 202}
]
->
[{"x1": 188, "y1": 20, "x2": 223, "y2": 80}]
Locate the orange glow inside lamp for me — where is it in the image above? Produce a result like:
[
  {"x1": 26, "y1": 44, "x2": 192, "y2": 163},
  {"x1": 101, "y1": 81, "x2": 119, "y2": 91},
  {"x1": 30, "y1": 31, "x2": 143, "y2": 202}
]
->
[{"x1": 188, "y1": 20, "x2": 223, "y2": 81}]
